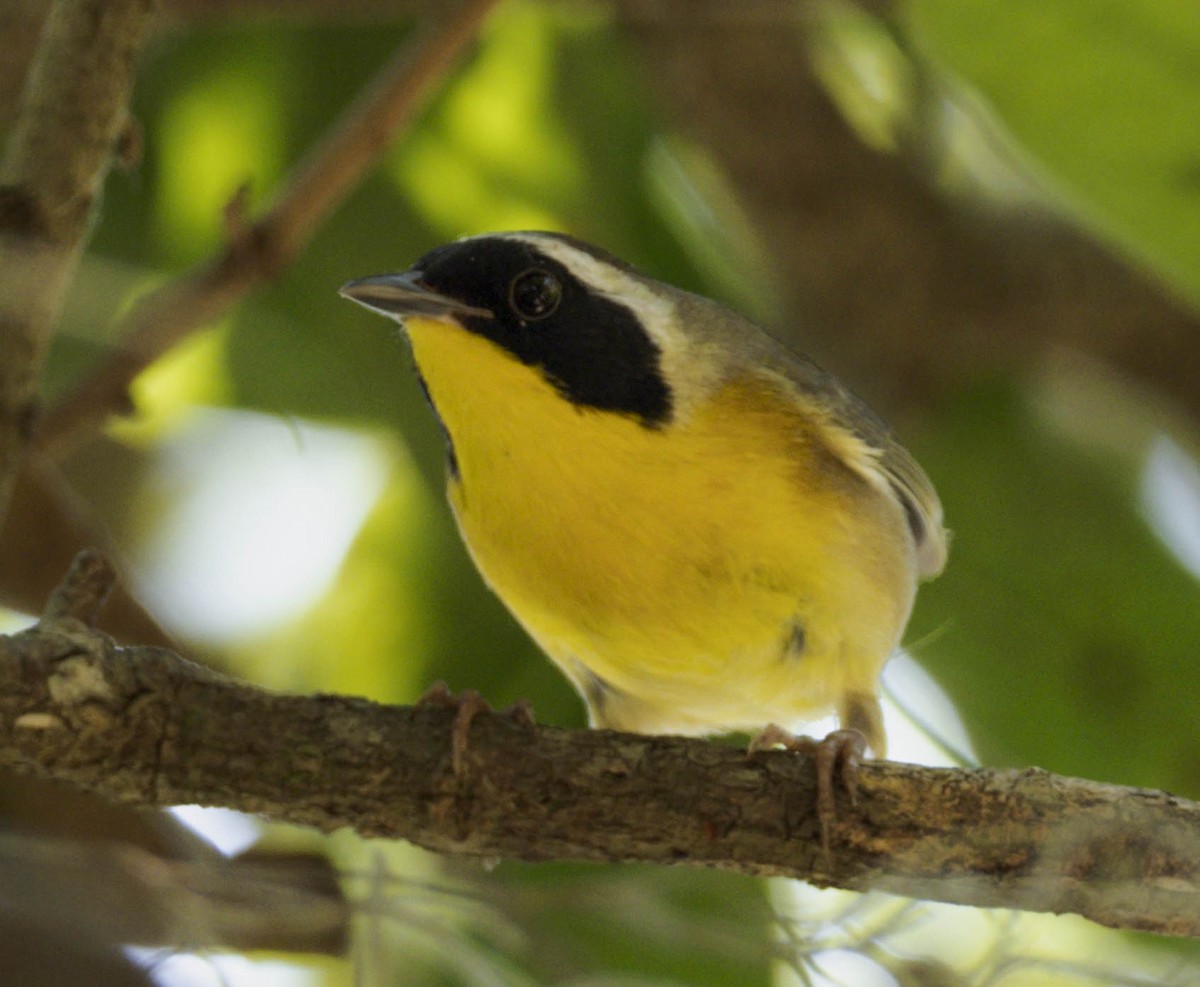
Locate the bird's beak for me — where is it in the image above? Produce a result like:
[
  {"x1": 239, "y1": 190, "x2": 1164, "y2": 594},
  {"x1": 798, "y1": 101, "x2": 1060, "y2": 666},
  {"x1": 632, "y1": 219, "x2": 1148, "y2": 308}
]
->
[{"x1": 338, "y1": 272, "x2": 493, "y2": 322}]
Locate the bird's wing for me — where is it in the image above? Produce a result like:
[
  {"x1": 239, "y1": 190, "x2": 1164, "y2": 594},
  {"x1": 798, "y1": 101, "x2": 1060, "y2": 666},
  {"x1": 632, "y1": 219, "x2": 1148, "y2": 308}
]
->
[
  {"x1": 772, "y1": 350, "x2": 948, "y2": 579},
  {"x1": 672, "y1": 289, "x2": 948, "y2": 578}
]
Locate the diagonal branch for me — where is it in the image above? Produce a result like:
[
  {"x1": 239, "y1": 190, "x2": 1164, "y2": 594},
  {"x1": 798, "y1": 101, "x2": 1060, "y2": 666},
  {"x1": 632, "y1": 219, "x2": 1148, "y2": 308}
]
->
[
  {"x1": 2, "y1": 552, "x2": 1200, "y2": 939},
  {"x1": 34, "y1": 0, "x2": 500, "y2": 456}
]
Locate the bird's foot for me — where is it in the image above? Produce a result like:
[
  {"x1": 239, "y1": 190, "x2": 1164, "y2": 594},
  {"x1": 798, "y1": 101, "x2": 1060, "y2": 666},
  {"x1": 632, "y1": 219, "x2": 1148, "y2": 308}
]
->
[
  {"x1": 749, "y1": 724, "x2": 867, "y2": 866},
  {"x1": 417, "y1": 681, "x2": 536, "y2": 777}
]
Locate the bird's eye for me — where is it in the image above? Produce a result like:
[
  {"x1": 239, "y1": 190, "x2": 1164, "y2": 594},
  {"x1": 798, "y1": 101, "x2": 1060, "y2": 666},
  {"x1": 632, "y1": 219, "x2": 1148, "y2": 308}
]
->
[{"x1": 509, "y1": 268, "x2": 562, "y2": 321}]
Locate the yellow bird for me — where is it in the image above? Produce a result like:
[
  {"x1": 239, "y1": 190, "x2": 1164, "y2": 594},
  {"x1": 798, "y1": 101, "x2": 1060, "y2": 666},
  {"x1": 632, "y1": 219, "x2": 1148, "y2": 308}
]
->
[{"x1": 341, "y1": 232, "x2": 946, "y2": 811}]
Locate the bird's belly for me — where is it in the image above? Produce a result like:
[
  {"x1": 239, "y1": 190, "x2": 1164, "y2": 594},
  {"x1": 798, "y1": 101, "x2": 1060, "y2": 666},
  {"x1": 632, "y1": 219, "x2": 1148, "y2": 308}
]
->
[{"x1": 448, "y1": 431, "x2": 915, "y2": 736}]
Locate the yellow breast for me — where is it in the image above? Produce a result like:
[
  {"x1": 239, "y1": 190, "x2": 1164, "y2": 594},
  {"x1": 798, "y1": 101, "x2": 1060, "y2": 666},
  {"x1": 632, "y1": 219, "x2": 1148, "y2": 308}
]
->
[{"x1": 405, "y1": 316, "x2": 917, "y2": 737}]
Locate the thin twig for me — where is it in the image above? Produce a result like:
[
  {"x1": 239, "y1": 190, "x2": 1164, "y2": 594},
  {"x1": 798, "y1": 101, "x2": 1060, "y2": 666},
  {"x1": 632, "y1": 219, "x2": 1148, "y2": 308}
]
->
[{"x1": 35, "y1": 0, "x2": 500, "y2": 455}]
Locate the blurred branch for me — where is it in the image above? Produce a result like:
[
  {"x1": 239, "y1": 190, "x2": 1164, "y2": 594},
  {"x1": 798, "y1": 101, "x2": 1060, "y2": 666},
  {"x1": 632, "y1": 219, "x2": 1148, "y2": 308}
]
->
[
  {"x1": 0, "y1": 2, "x2": 446, "y2": 132},
  {"x1": 0, "y1": 455, "x2": 173, "y2": 644},
  {"x1": 616, "y1": 5, "x2": 1200, "y2": 423},
  {"x1": 0, "y1": 2, "x2": 51, "y2": 134},
  {"x1": 162, "y1": 0, "x2": 435, "y2": 20},
  {"x1": 0, "y1": 831, "x2": 349, "y2": 954},
  {"x1": 4, "y1": 553, "x2": 1200, "y2": 939},
  {"x1": 0, "y1": 0, "x2": 158, "y2": 519},
  {"x1": 34, "y1": 0, "x2": 500, "y2": 456}
]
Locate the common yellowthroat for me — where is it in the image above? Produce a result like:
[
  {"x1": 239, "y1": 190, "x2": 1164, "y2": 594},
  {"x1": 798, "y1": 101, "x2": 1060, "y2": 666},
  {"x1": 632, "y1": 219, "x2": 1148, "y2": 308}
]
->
[{"x1": 341, "y1": 232, "x2": 945, "y2": 775}]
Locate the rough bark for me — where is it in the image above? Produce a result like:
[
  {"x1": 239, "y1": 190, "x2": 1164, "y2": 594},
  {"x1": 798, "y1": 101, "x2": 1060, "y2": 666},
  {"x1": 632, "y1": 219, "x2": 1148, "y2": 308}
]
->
[{"x1": 4, "y1": 553, "x2": 1200, "y2": 939}]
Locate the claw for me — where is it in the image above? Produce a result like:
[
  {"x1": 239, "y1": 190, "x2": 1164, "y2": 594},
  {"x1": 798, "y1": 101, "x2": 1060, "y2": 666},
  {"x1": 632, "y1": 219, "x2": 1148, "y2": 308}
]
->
[
  {"x1": 416, "y1": 682, "x2": 536, "y2": 777},
  {"x1": 750, "y1": 724, "x2": 867, "y2": 866},
  {"x1": 417, "y1": 681, "x2": 487, "y2": 777}
]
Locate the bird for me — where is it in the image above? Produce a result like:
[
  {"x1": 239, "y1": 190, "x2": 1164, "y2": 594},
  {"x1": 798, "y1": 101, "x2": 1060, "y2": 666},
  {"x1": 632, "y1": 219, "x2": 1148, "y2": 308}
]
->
[{"x1": 340, "y1": 231, "x2": 946, "y2": 849}]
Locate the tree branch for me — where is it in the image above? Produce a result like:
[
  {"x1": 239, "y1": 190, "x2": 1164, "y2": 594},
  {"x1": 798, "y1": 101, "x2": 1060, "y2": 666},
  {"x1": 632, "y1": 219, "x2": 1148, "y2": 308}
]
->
[
  {"x1": 0, "y1": 831, "x2": 349, "y2": 953},
  {"x1": 3, "y1": 553, "x2": 1199, "y2": 939},
  {"x1": 34, "y1": 0, "x2": 500, "y2": 456},
  {"x1": 616, "y1": 4, "x2": 1200, "y2": 422},
  {"x1": 0, "y1": 0, "x2": 158, "y2": 516}
]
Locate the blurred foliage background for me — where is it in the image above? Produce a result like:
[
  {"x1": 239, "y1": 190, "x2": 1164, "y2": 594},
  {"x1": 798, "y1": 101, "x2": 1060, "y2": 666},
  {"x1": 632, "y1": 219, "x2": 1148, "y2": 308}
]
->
[{"x1": 2, "y1": 0, "x2": 1199, "y2": 984}]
